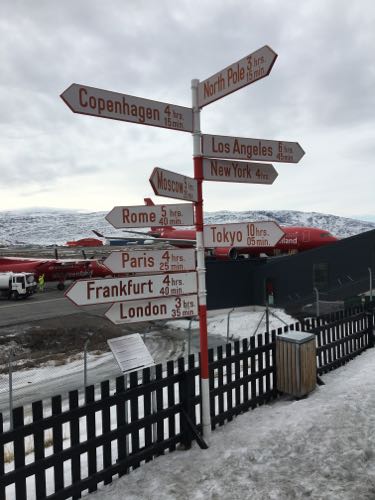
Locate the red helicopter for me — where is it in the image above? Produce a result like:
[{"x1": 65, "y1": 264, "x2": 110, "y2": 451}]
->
[{"x1": 94, "y1": 198, "x2": 338, "y2": 260}]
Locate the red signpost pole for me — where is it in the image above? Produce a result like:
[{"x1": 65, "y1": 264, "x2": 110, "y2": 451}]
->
[{"x1": 191, "y1": 79, "x2": 211, "y2": 440}]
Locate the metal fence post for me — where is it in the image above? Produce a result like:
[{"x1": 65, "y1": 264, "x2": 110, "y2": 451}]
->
[
  {"x1": 226, "y1": 308, "x2": 235, "y2": 343},
  {"x1": 84, "y1": 338, "x2": 90, "y2": 399},
  {"x1": 8, "y1": 349, "x2": 14, "y2": 430},
  {"x1": 369, "y1": 267, "x2": 373, "y2": 304},
  {"x1": 314, "y1": 287, "x2": 320, "y2": 317}
]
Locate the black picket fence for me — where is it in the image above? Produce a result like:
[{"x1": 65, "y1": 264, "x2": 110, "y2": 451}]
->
[{"x1": 0, "y1": 305, "x2": 374, "y2": 499}]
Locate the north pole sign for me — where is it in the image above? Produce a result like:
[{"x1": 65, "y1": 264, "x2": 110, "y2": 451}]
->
[
  {"x1": 202, "y1": 158, "x2": 278, "y2": 184},
  {"x1": 65, "y1": 272, "x2": 198, "y2": 306},
  {"x1": 202, "y1": 134, "x2": 305, "y2": 164},
  {"x1": 106, "y1": 203, "x2": 194, "y2": 228},
  {"x1": 150, "y1": 167, "x2": 198, "y2": 202},
  {"x1": 198, "y1": 45, "x2": 277, "y2": 108},
  {"x1": 60, "y1": 84, "x2": 193, "y2": 133},
  {"x1": 103, "y1": 248, "x2": 196, "y2": 274},
  {"x1": 204, "y1": 222, "x2": 284, "y2": 248},
  {"x1": 105, "y1": 294, "x2": 198, "y2": 324}
]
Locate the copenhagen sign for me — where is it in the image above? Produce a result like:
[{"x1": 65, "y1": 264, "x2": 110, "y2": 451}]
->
[
  {"x1": 105, "y1": 203, "x2": 194, "y2": 229},
  {"x1": 65, "y1": 272, "x2": 198, "y2": 306},
  {"x1": 202, "y1": 134, "x2": 305, "y2": 164},
  {"x1": 60, "y1": 84, "x2": 193, "y2": 133},
  {"x1": 198, "y1": 45, "x2": 277, "y2": 108},
  {"x1": 202, "y1": 158, "x2": 278, "y2": 184},
  {"x1": 149, "y1": 167, "x2": 198, "y2": 202},
  {"x1": 103, "y1": 248, "x2": 196, "y2": 274},
  {"x1": 204, "y1": 221, "x2": 285, "y2": 248},
  {"x1": 105, "y1": 294, "x2": 198, "y2": 324}
]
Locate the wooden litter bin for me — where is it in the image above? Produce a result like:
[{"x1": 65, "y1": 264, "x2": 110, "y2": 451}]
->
[{"x1": 276, "y1": 331, "x2": 316, "y2": 398}]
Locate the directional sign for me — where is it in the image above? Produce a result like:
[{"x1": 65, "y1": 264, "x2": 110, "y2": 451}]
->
[
  {"x1": 149, "y1": 167, "x2": 198, "y2": 202},
  {"x1": 103, "y1": 248, "x2": 196, "y2": 274},
  {"x1": 105, "y1": 294, "x2": 198, "y2": 324},
  {"x1": 60, "y1": 84, "x2": 193, "y2": 133},
  {"x1": 204, "y1": 222, "x2": 285, "y2": 248},
  {"x1": 107, "y1": 334, "x2": 155, "y2": 373},
  {"x1": 65, "y1": 272, "x2": 197, "y2": 306},
  {"x1": 198, "y1": 45, "x2": 277, "y2": 108},
  {"x1": 106, "y1": 203, "x2": 194, "y2": 229},
  {"x1": 202, "y1": 134, "x2": 305, "y2": 164},
  {"x1": 202, "y1": 158, "x2": 278, "y2": 184}
]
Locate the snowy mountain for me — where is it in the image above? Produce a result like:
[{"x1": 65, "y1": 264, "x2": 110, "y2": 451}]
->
[{"x1": 0, "y1": 208, "x2": 374, "y2": 246}]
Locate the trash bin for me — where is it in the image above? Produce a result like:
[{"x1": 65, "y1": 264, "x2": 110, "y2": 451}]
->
[{"x1": 276, "y1": 331, "x2": 316, "y2": 398}]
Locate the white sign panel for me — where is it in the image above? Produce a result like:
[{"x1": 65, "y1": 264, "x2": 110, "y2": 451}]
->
[
  {"x1": 106, "y1": 203, "x2": 194, "y2": 229},
  {"x1": 103, "y1": 248, "x2": 196, "y2": 274},
  {"x1": 198, "y1": 45, "x2": 277, "y2": 108},
  {"x1": 61, "y1": 84, "x2": 193, "y2": 133},
  {"x1": 204, "y1": 222, "x2": 285, "y2": 248},
  {"x1": 105, "y1": 294, "x2": 198, "y2": 324},
  {"x1": 149, "y1": 167, "x2": 198, "y2": 202},
  {"x1": 202, "y1": 158, "x2": 278, "y2": 184},
  {"x1": 202, "y1": 134, "x2": 305, "y2": 164},
  {"x1": 65, "y1": 272, "x2": 198, "y2": 306},
  {"x1": 107, "y1": 334, "x2": 155, "y2": 373}
]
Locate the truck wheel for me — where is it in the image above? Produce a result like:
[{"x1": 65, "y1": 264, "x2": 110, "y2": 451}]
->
[
  {"x1": 57, "y1": 283, "x2": 65, "y2": 291},
  {"x1": 12, "y1": 291, "x2": 19, "y2": 300}
]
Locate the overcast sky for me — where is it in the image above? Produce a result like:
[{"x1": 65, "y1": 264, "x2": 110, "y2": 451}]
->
[{"x1": 1, "y1": 0, "x2": 374, "y2": 219}]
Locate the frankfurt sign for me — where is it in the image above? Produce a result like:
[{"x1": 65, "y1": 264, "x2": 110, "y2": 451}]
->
[
  {"x1": 204, "y1": 222, "x2": 285, "y2": 248},
  {"x1": 198, "y1": 45, "x2": 277, "y2": 108},
  {"x1": 65, "y1": 272, "x2": 198, "y2": 306},
  {"x1": 61, "y1": 84, "x2": 193, "y2": 133},
  {"x1": 106, "y1": 203, "x2": 194, "y2": 228},
  {"x1": 202, "y1": 134, "x2": 305, "y2": 164},
  {"x1": 202, "y1": 158, "x2": 278, "y2": 184}
]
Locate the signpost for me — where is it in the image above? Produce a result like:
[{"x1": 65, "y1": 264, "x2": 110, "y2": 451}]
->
[
  {"x1": 202, "y1": 134, "x2": 305, "y2": 163},
  {"x1": 62, "y1": 44, "x2": 304, "y2": 442},
  {"x1": 103, "y1": 248, "x2": 196, "y2": 274},
  {"x1": 202, "y1": 158, "x2": 278, "y2": 184},
  {"x1": 60, "y1": 84, "x2": 193, "y2": 133},
  {"x1": 105, "y1": 203, "x2": 194, "y2": 229},
  {"x1": 105, "y1": 294, "x2": 198, "y2": 324},
  {"x1": 65, "y1": 272, "x2": 197, "y2": 306},
  {"x1": 204, "y1": 221, "x2": 285, "y2": 248},
  {"x1": 198, "y1": 45, "x2": 277, "y2": 108},
  {"x1": 149, "y1": 167, "x2": 198, "y2": 202}
]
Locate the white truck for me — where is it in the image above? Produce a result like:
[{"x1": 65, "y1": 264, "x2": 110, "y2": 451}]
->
[{"x1": 0, "y1": 272, "x2": 37, "y2": 299}]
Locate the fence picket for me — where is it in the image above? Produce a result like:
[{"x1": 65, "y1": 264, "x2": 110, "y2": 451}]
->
[
  {"x1": 13, "y1": 406, "x2": 26, "y2": 500},
  {"x1": 101, "y1": 381, "x2": 112, "y2": 484},
  {"x1": 68, "y1": 390, "x2": 81, "y2": 499},
  {"x1": 32, "y1": 400, "x2": 46, "y2": 500},
  {"x1": 115, "y1": 375, "x2": 128, "y2": 477}
]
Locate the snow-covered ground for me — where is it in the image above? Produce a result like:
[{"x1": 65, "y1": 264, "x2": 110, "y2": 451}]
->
[
  {"x1": 4, "y1": 307, "x2": 375, "y2": 499},
  {"x1": 88, "y1": 347, "x2": 375, "y2": 500}
]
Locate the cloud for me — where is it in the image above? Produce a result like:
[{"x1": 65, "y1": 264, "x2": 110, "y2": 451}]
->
[{"x1": 0, "y1": 0, "x2": 374, "y2": 217}]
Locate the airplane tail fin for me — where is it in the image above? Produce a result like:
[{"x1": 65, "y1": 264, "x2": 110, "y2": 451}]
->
[{"x1": 144, "y1": 197, "x2": 175, "y2": 235}]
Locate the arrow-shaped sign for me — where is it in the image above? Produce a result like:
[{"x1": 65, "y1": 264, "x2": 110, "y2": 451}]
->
[
  {"x1": 202, "y1": 158, "x2": 278, "y2": 184},
  {"x1": 103, "y1": 248, "x2": 196, "y2": 274},
  {"x1": 204, "y1": 221, "x2": 284, "y2": 248},
  {"x1": 65, "y1": 272, "x2": 198, "y2": 306},
  {"x1": 150, "y1": 167, "x2": 198, "y2": 202},
  {"x1": 105, "y1": 294, "x2": 198, "y2": 324},
  {"x1": 198, "y1": 45, "x2": 277, "y2": 108},
  {"x1": 202, "y1": 134, "x2": 305, "y2": 164},
  {"x1": 106, "y1": 203, "x2": 194, "y2": 229},
  {"x1": 60, "y1": 84, "x2": 193, "y2": 133}
]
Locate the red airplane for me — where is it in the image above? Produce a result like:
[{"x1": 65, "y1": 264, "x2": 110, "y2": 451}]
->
[
  {"x1": 100, "y1": 198, "x2": 338, "y2": 259},
  {"x1": 0, "y1": 257, "x2": 111, "y2": 289}
]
